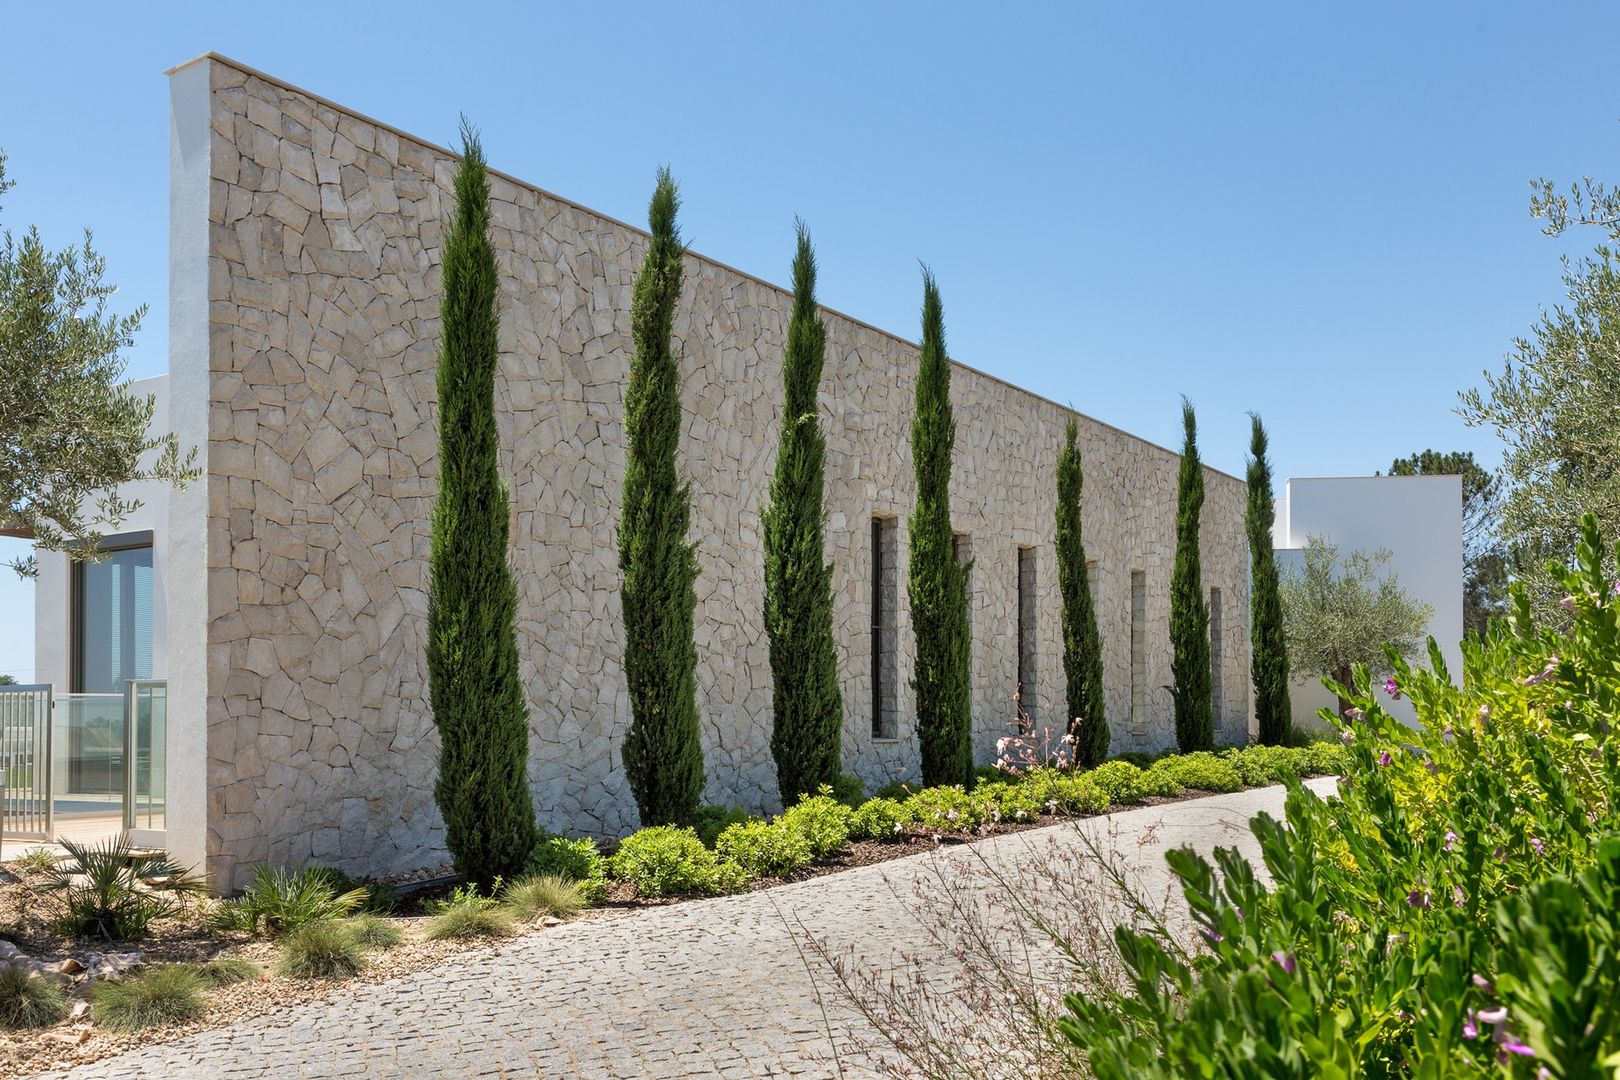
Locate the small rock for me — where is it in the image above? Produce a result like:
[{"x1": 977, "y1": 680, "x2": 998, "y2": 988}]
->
[
  {"x1": 48, "y1": 958, "x2": 84, "y2": 975},
  {"x1": 541, "y1": 916, "x2": 563, "y2": 928},
  {"x1": 44, "y1": 1026, "x2": 90, "y2": 1046},
  {"x1": 69, "y1": 1001, "x2": 90, "y2": 1022}
]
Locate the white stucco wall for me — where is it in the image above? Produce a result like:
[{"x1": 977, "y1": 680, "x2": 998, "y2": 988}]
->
[{"x1": 1273, "y1": 475, "x2": 1463, "y2": 728}]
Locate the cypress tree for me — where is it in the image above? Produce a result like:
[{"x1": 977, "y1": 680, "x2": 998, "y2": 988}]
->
[
  {"x1": 619, "y1": 168, "x2": 706, "y2": 826},
  {"x1": 908, "y1": 270, "x2": 974, "y2": 787},
  {"x1": 1056, "y1": 418, "x2": 1108, "y2": 767},
  {"x1": 1246, "y1": 414, "x2": 1292, "y2": 744},
  {"x1": 1170, "y1": 397, "x2": 1214, "y2": 752},
  {"x1": 426, "y1": 123, "x2": 537, "y2": 888},
  {"x1": 763, "y1": 221, "x2": 844, "y2": 806}
]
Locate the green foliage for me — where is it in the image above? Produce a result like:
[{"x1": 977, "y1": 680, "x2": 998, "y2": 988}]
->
[
  {"x1": 1169, "y1": 398, "x2": 1213, "y2": 752},
  {"x1": 777, "y1": 788, "x2": 856, "y2": 858},
  {"x1": 1057, "y1": 418, "x2": 1109, "y2": 766},
  {"x1": 0, "y1": 966, "x2": 66, "y2": 1028},
  {"x1": 208, "y1": 864, "x2": 367, "y2": 938},
  {"x1": 1223, "y1": 744, "x2": 1300, "y2": 787},
  {"x1": 1247, "y1": 415, "x2": 1292, "y2": 744},
  {"x1": 608, "y1": 826, "x2": 748, "y2": 898},
  {"x1": 908, "y1": 270, "x2": 974, "y2": 787},
  {"x1": 90, "y1": 966, "x2": 205, "y2": 1031},
  {"x1": 1386, "y1": 449, "x2": 1508, "y2": 635},
  {"x1": 45, "y1": 835, "x2": 203, "y2": 941},
  {"x1": 905, "y1": 784, "x2": 984, "y2": 834},
  {"x1": 829, "y1": 772, "x2": 865, "y2": 808},
  {"x1": 1148, "y1": 751, "x2": 1243, "y2": 793},
  {"x1": 304, "y1": 865, "x2": 398, "y2": 914},
  {"x1": 181, "y1": 956, "x2": 261, "y2": 987},
  {"x1": 715, "y1": 820, "x2": 814, "y2": 878},
  {"x1": 974, "y1": 780, "x2": 1046, "y2": 823},
  {"x1": 619, "y1": 168, "x2": 706, "y2": 828},
  {"x1": 340, "y1": 915, "x2": 402, "y2": 949},
  {"x1": 425, "y1": 123, "x2": 537, "y2": 887},
  {"x1": 1061, "y1": 515, "x2": 1620, "y2": 1076},
  {"x1": 0, "y1": 149, "x2": 197, "y2": 577},
  {"x1": 1280, "y1": 537, "x2": 1433, "y2": 695},
  {"x1": 424, "y1": 882, "x2": 515, "y2": 941},
  {"x1": 524, "y1": 834, "x2": 609, "y2": 903},
  {"x1": 850, "y1": 797, "x2": 913, "y2": 842},
  {"x1": 764, "y1": 221, "x2": 845, "y2": 808},
  {"x1": 9, "y1": 847, "x2": 56, "y2": 875},
  {"x1": 275, "y1": 920, "x2": 369, "y2": 979},
  {"x1": 502, "y1": 874, "x2": 588, "y2": 921},
  {"x1": 1087, "y1": 760, "x2": 1150, "y2": 805},
  {"x1": 689, "y1": 805, "x2": 757, "y2": 849}
]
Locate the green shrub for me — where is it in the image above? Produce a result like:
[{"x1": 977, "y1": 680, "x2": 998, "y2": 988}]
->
[
  {"x1": 1148, "y1": 751, "x2": 1243, "y2": 794},
  {"x1": 715, "y1": 820, "x2": 814, "y2": 878},
  {"x1": 1226, "y1": 745, "x2": 1297, "y2": 787},
  {"x1": 1299, "y1": 741, "x2": 1347, "y2": 775},
  {"x1": 423, "y1": 883, "x2": 515, "y2": 940},
  {"x1": 276, "y1": 920, "x2": 368, "y2": 979},
  {"x1": 608, "y1": 826, "x2": 749, "y2": 898},
  {"x1": 342, "y1": 914, "x2": 403, "y2": 948},
  {"x1": 1086, "y1": 760, "x2": 1150, "y2": 805},
  {"x1": 182, "y1": 956, "x2": 260, "y2": 987},
  {"x1": 0, "y1": 966, "x2": 66, "y2": 1029},
  {"x1": 306, "y1": 865, "x2": 399, "y2": 914},
  {"x1": 829, "y1": 772, "x2": 866, "y2": 807},
  {"x1": 689, "y1": 805, "x2": 757, "y2": 849},
  {"x1": 974, "y1": 781, "x2": 1045, "y2": 823},
  {"x1": 1061, "y1": 516, "x2": 1620, "y2": 1076},
  {"x1": 9, "y1": 847, "x2": 57, "y2": 876},
  {"x1": 1110, "y1": 751, "x2": 1164, "y2": 769},
  {"x1": 777, "y1": 789, "x2": 855, "y2": 858},
  {"x1": 1047, "y1": 773, "x2": 1109, "y2": 815},
  {"x1": 905, "y1": 785, "x2": 984, "y2": 834},
  {"x1": 91, "y1": 965, "x2": 205, "y2": 1030},
  {"x1": 850, "y1": 797, "x2": 913, "y2": 842},
  {"x1": 502, "y1": 874, "x2": 588, "y2": 922},
  {"x1": 525, "y1": 834, "x2": 609, "y2": 903},
  {"x1": 873, "y1": 779, "x2": 917, "y2": 801},
  {"x1": 209, "y1": 863, "x2": 367, "y2": 938},
  {"x1": 46, "y1": 836, "x2": 204, "y2": 941}
]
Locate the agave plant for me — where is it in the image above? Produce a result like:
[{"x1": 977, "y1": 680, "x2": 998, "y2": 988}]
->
[
  {"x1": 207, "y1": 864, "x2": 367, "y2": 938},
  {"x1": 46, "y1": 835, "x2": 204, "y2": 941}
]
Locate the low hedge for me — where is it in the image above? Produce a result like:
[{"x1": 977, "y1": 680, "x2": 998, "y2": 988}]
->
[{"x1": 566, "y1": 743, "x2": 1345, "y2": 900}]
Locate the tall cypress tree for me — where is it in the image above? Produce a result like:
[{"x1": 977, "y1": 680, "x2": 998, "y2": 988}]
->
[
  {"x1": 1057, "y1": 418, "x2": 1108, "y2": 766},
  {"x1": 909, "y1": 270, "x2": 974, "y2": 787},
  {"x1": 619, "y1": 168, "x2": 706, "y2": 826},
  {"x1": 1246, "y1": 413, "x2": 1291, "y2": 744},
  {"x1": 426, "y1": 123, "x2": 537, "y2": 888},
  {"x1": 1170, "y1": 397, "x2": 1214, "y2": 752},
  {"x1": 764, "y1": 221, "x2": 844, "y2": 806}
]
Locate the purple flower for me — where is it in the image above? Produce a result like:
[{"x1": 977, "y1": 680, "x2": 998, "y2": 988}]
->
[
  {"x1": 1498, "y1": 1040, "x2": 1535, "y2": 1061},
  {"x1": 1271, "y1": 950, "x2": 1296, "y2": 975},
  {"x1": 1383, "y1": 678, "x2": 1403, "y2": 700},
  {"x1": 1202, "y1": 928, "x2": 1223, "y2": 944},
  {"x1": 1493, "y1": 846, "x2": 1507, "y2": 862},
  {"x1": 1524, "y1": 656, "x2": 1560, "y2": 687},
  {"x1": 1478, "y1": 704, "x2": 1491, "y2": 723},
  {"x1": 1341, "y1": 728, "x2": 1356, "y2": 745},
  {"x1": 1444, "y1": 830, "x2": 1459, "y2": 851},
  {"x1": 1463, "y1": 1017, "x2": 1480, "y2": 1039},
  {"x1": 1560, "y1": 595, "x2": 1577, "y2": 613},
  {"x1": 1425, "y1": 760, "x2": 1440, "y2": 777},
  {"x1": 1530, "y1": 837, "x2": 1544, "y2": 856},
  {"x1": 1472, "y1": 973, "x2": 1496, "y2": 994},
  {"x1": 1378, "y1": 751, "x2": 1393, "y2": 767},
  {"x1": 1406, "y1": 888, "x2": 1432, "y2": 909},
  {"x1": 1476, "y1": 1006, "x2": 1509, "y2": 1024},
  {"x1": 1342, "y1": 707, "x2": 1364, "y2": 721},
  {"x1": 1453, "y1": 886, "x2": 1466, "y2": 907}
]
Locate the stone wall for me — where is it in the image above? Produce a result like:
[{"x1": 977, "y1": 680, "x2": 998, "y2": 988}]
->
[{"x1": 192, "y1": 54, "x2": 1251, "y2": 887}]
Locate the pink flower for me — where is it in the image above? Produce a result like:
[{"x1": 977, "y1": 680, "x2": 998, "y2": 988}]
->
[
  {"x1": 1342, "y1": 707, "x2": 1364, "y2": 721},
  {"x1": 1340, "y1": 729, "x2": 1356, "y2": 745},
  {"x1": 1524, "y1": 656, "x2": 1560, "y2": 687},
  {"x1": 1406, "y1": 888, "x2": 1431, "y2": 909},
  {"x1": 1378, "y1": 751, "x2": 1393, "y2": 767},
  {"x1": 1560, "y1": 595, "x2": 1577, "y2": 613},
  {"x1": 1462, "y1": 1017, "x2": 1479, "y2": 1039},
  {"x1": 1497, "y1": 1040, "x2": 1535, "y2": 1062},
  {"x1": 1476, "y1": 1006, "x2": 1508, "y2": 1024},
  {"x1": 1444, "y1": 830, "x2": 1459, "y2": 851},
  {"x1": 1270, "y1": 950, "x2": 1295, "y2": 975},
  {"x1": 1383, "y1": 678, "x2": 1402, "y2": 700},
  {"x1": 1472, "y1": 973, "x2": 1496, "y2": 993},
  {"x1": 1530, "y1": 836, "x2": 1544, "y2": 856},
  {"x1": 1478, "y1": 704, "x2": 1491, "y2": 722},
  {"x1": 1453, "y1": 886, "x2": 1466, "y2": 907}
]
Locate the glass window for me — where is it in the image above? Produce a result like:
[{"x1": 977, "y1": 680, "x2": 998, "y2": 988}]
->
[{"x1": 75, "y1": 543, "x2": 154, "y2": 693}]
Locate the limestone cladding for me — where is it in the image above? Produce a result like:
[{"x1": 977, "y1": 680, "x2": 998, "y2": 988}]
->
[{"x1": 198, "y1": 56, "x2": 1251, "y2": 887}]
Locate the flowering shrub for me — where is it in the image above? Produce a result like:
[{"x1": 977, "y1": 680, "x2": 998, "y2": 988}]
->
[
  {"x1": 778, "y1": 788, "x2": 856, "y2": 858},
  {"x1": 906, "y1": 785, "x2": 985, "y2": 834},
  {"x1": 524, "y1": 835, "x2": 608, "y2": 904},
  {"x1": 995, "y1": 726, "x2": 1076, "y2": 774},
  {"x1": 715, "y1": 820, "x2": 814, "y2": 878},
  {"x1": 974, "y1": 780, "x2": 1047, "y2": 823},
  {"x1": 850, "y1": 797, "x2": 914, "y2": 842},
  {"x1": 1061, "y1": 516, "x2": 1620, "y2": 1077},
  {"x1": 608, "y1": 827, "x2": 749, "y2": 897}
]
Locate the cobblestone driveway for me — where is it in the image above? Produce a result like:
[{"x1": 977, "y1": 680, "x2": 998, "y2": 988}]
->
[{"x1": 48, "y1": 780, "x2": 1330, "y2": 1079}]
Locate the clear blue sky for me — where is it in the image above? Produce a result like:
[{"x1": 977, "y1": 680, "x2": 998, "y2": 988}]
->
[{"x1": 3, "y1": 1, "x2": 1619, "y2": 679}]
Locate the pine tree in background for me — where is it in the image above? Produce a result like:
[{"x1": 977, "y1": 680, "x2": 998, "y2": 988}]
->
[
  {"x1": 1169, "y1": 397, "x2": 1214, "y2": 752},
  {"x1": 1056, "y1": 418, "x2": 1108, "y2": 766},
  {"x1": 619, "y1": 168, "x2": 706, "y2": 827},
  {"x1": 908, "y1": 270, "x2": 974, "y2": 788},
  {"x1": 1246, "y1": 413, "x2": 1292, "y2": 745},
  {"x1": 426, "y1": 123, "x2": 537, "y2": 888},
  {"x1": 763, "y1": 221, "x2": 844, "y2": 806}
]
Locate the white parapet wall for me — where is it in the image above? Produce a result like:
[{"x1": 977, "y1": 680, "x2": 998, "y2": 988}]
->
[{"x1": 1273, "y1": 475, "x2": 1464, "y2": 729}]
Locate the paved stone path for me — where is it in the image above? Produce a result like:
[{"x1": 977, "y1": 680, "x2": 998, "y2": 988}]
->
[{"x1": 49, "y1": 780, "x2": 1332, "y2": 1079}]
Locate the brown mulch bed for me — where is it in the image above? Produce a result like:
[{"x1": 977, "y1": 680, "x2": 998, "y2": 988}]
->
[{"x1": 0, "y1": 784, "x2": 1242, "y2": 1075}]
